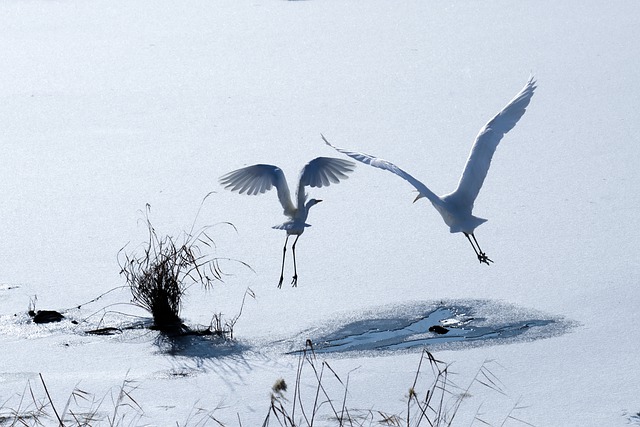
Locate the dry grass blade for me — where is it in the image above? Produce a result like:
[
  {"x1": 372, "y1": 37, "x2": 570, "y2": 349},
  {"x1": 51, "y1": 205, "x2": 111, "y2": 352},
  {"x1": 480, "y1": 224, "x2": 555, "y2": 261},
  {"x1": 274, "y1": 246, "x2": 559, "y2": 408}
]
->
[
  {"x1": 500, "y1": 397, "x2": 536, "y2": 427},
  {"x1": 107, "y1": 376, "x2": 143, "y2": 426},
  {"x1": 39, "y1": 374, "x2": 63, "y2": 426}
]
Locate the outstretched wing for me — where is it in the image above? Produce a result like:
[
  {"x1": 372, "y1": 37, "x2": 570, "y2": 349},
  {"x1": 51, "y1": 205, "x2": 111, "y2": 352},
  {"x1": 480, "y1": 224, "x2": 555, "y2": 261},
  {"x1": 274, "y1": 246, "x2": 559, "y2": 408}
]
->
[
  {"x1": 299, "y1": 157, "x2": 355, "y2": 188},
  {"x1": 448, "y1": 76, "x2": 536, "y2": 207},
  {"x1": 322, "y1": 135, "x2": 441, "y2": 205},
  {"x1": 219, "y1": 164, "x2": 296, "y2": 215},
  {"x1": 296, "y1": 156, "x2": 355, "y2": 207}
]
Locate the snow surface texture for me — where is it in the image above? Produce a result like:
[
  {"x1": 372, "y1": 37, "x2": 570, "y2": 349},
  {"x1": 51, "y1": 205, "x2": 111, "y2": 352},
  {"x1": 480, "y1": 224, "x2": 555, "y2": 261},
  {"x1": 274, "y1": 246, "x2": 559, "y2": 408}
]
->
[{"x1": 1, "y1": 0, "x2": 639, "y2": 425}]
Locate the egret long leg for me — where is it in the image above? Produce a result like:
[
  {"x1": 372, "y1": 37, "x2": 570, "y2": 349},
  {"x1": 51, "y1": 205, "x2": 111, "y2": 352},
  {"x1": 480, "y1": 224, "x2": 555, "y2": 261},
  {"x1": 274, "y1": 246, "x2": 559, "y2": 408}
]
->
[
  {"x1": 291, "y1": 235, "x2": 301, "y2": 287},
  {"x1": 471, "y1": 233, "x2": 493, "y2": 264},
  {"x1": 464, "y1": 233, "x2": 480, "y2": 256},
  {"x1": 465, "y1": 233, "x2": 493, "y2": 265},
  {"x1": 278, "y1": 235, "x2": 290, "y2": 288}
]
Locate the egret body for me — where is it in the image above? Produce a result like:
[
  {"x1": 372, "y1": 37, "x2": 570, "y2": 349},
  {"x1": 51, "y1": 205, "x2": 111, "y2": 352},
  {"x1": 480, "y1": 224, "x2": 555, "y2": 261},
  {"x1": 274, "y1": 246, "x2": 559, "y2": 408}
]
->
[
  {"x1": 323, "y1": 76, "x2": 536, "y2": 264},
  {"x1": 220, "y1": 157, "x2": 355, "y2": 286}
]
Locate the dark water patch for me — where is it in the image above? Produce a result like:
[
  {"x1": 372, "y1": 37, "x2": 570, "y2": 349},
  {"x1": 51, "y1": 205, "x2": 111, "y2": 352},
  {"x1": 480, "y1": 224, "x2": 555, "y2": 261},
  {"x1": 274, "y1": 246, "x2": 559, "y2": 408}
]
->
[
  {"x1": 286, "y1": 300, "x2": 573, "y2": 356},
  {"x1": 29, "y1": 309, "x2": 65, "y2": 324}
]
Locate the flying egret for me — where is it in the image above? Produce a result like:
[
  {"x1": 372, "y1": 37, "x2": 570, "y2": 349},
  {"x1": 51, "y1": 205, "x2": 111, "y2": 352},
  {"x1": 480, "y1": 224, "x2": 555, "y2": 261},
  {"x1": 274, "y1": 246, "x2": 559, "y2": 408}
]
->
[
  {"x1": 323, "y1": 76, "x2": 536, "y2": 265},
  {"x1": 219, "y1": 157, "x2": 355, "y2": 287}
]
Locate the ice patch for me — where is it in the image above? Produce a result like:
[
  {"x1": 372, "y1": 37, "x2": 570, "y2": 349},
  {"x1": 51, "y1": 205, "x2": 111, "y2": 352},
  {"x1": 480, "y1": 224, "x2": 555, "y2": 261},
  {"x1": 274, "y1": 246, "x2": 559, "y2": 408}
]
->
[{"x1": 283, "y1": 300, "x2": 574, "y2": 356}]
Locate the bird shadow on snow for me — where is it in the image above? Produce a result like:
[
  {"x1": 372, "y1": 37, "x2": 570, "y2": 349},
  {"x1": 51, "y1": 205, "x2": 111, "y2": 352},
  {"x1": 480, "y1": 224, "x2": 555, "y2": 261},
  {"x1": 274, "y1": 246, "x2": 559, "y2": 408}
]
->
[{"x1": 275, "y1": 299, "x2": 576, "y2": 357}]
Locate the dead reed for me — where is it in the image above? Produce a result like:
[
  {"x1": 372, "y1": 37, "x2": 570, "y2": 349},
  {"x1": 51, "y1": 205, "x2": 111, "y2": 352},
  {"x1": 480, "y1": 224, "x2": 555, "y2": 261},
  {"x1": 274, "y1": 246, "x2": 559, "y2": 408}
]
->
[
  {"x1": 118, "y1": 206, "x2": 230, "y2": 332},
  {"x1": 260, "y1": 343, "x2": 531, "y2": 427},
  {"x1": 0, "y1": 348, "x2": 531, "y2": 427}
]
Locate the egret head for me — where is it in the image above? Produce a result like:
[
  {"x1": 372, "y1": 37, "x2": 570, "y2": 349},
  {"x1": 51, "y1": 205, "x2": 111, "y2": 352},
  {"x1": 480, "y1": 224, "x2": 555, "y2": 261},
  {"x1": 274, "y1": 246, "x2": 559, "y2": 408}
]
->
[{"x1": 306, "y1": 198, "x2": 323, "y2": 209}]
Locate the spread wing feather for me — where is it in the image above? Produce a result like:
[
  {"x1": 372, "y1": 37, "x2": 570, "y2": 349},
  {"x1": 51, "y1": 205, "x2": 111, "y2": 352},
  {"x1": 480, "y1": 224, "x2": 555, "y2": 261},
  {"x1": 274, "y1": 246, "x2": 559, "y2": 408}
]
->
[
  {"x1": 296, "y1": 156, "x2": 355, "y2": 207},
  {"x1": 448, "y1": 76, "x2": 536, "y2": 207},
  {"x1": 299, "y1": 157, "x2": 355, "y2": 188},
  {"x1": 322, "y1": 135, "x2": 441, "y2": 205},
  {"x1": 219, "y1": 164, "x2": 296, "y2": 215}
]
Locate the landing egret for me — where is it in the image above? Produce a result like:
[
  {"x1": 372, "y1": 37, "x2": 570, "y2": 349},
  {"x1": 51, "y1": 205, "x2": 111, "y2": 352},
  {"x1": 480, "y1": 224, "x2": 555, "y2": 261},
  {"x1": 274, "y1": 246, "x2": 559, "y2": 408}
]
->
[
  {"x1": 323, "y1": 76, "x2": 536, "y2": 265},
  {"x1": 220, "y1": 157, "x2": 355, "y2": 287}
]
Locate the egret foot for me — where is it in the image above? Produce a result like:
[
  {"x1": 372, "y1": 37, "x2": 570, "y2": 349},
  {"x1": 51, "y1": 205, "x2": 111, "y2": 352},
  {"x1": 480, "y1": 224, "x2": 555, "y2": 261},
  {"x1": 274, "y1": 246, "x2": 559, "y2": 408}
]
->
[
  {"x1": 291, "y1": 275, "x2": 298, "y2": 287},
  {"x1": 278, "y1": 275, "x2": 284, "y2": 289},
  {"x1": 478, "y1": 253, "x2": 493, "y2": 265}
]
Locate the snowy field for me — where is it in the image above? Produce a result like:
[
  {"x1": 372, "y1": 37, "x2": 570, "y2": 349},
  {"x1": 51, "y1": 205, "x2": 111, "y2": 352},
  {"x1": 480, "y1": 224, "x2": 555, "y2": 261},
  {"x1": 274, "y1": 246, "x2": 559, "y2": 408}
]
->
[{"x1": 1, "y1": 0, "x2": 639, "y2": 425}]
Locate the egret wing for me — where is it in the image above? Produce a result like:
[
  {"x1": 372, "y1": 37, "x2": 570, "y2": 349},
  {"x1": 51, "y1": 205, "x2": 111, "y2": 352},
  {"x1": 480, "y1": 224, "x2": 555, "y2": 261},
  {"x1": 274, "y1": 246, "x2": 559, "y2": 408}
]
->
[
  {"x1": 296, "y1": 156, "x2": 355, "y2": 207},
  {"x1": 219, "y1": 164, "x2": 296, "y2": 215},
  {"x1": 449, "y1": 76, "x2": 536, "y2": 207},
  {"x1": 322, "y1": 135, "x2": 440, "y2": 204},
  {"x1": 299, "y1": 157, "x2": 356, "y2": 188}
]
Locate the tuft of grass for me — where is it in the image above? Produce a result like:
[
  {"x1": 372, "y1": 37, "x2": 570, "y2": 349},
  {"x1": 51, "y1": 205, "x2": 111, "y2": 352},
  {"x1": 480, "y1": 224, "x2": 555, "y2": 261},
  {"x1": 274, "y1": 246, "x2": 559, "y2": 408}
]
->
[
  {"x1": 262, "y1": 340, "x2": 360, "y2": 427},
  {"x1": 272, "y1": 379, "x2": 288, "y2": 395},
  {"x1": 0, "y1": 373, "x2": 228, "y2": 427},
  {"x1": 260, "y1": 343, "x2": 531, "y2": 427},
  {"x1": 118, "y1": 205, "x2": 229, "y2": 332},
  {"x1": 0, "y1": 349, "x2": 532, "y2": 427}
]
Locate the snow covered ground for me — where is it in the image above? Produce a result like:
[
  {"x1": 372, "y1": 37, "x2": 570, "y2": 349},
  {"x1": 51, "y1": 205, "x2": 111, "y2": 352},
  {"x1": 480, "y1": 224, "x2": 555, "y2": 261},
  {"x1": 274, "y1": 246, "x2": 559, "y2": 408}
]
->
[{"x1": 1, "y1": 0, "x2": 639, "y2": 425}]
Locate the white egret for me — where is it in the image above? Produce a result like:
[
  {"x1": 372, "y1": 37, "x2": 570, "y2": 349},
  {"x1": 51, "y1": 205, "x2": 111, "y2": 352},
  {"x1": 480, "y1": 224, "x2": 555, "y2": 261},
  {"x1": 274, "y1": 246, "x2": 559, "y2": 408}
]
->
[
  {"x1": 323, "y1": 76, "x2": 536, "y2": 265},
  {"x1": 220, "y1": 157, "x2": 355, "y2": 287}
]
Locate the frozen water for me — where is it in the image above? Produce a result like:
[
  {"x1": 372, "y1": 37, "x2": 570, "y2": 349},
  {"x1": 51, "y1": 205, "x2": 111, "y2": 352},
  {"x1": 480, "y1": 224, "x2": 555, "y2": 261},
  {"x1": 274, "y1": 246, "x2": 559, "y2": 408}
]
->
[{"x1": 287, "y1": 300, "x2": 571, "y2": 355}]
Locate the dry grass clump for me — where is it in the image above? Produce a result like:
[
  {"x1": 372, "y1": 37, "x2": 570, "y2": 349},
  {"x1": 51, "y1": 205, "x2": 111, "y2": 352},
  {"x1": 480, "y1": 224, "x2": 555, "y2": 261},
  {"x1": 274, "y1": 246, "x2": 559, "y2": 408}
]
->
[{"x1": 118, "y1": 206, "x2": 231, "y2": 333}]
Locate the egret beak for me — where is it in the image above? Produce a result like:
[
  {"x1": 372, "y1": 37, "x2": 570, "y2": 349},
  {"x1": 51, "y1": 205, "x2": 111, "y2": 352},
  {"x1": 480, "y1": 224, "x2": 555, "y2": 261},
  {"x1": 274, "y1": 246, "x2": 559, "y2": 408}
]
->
[
  {"x1": 316, "y1": 199, "x2": 323, "y2": 203},
  {"x1": 413, "y1": 193, "x2": 425, "y2": 203}
]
